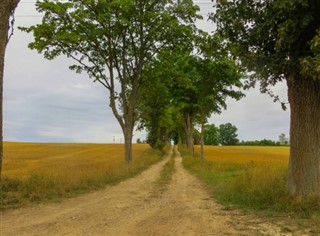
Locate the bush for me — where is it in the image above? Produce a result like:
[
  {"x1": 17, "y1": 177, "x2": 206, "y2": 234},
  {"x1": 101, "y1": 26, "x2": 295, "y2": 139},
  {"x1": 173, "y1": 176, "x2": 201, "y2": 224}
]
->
[{"x1": 155, "y1": 140, "x2": 166, "y2": 151}]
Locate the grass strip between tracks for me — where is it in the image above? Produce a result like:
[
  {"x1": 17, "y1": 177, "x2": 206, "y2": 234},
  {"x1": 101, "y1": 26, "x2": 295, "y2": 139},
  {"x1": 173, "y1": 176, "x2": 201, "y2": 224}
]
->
[{"x1": 155, "y1": 148, "x2": 176, "y2": 192}]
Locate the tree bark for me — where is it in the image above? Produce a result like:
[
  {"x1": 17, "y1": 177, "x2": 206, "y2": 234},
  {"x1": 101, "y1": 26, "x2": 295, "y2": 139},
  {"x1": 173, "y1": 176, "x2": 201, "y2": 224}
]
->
[
  {"x1": 108, "y1": 64, "x2": 136, "y2": 163},
  {"x1": 185, "y1": 111, "x2": 194, "y2": 152},
  {"x1": 0, "y1": 0, "x2": 20, "y2": 179},
  {"x1": 124, "y1": 129, "x2": 133, "y2": 163},
  {"x1": 200, "y1": 117, "x2": 205, "y2": 160},
  {"x1": 287, "y1": 77, "x2": 320, "y2": 196}
]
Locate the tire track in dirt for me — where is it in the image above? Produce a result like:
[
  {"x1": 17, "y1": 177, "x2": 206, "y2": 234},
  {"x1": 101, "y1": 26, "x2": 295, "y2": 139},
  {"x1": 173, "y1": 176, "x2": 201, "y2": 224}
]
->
[{"x1": 0, "y1": 146, "x2": 306, "y2": 235}]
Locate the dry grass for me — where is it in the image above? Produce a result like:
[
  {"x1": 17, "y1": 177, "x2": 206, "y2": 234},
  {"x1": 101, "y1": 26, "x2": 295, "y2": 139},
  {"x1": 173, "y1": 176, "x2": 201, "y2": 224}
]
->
[
  {"x1": 1, "y1": 142, "x2": 164, "y2": 209},
  {"x1": 182, "y1": 145, "x2": 320, "y2": 220},
  {"x1": 3, "y1": 142, "x2": 151, "y2": 179}
]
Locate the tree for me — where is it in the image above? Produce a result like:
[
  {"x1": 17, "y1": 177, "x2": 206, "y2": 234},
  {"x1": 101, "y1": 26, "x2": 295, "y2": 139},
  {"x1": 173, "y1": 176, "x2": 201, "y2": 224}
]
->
[
  {"x1": 204, "y1": 124, "x2": 219, "y2": 145},
  {"x1": 239, "y1": 139, "x2": 281, "y2": 146},
  {"x1": 219, "y1": 123, "x2": 239, "y2": 146},
  {"x1": 193, "y1": 54, "x2": 243, "y2": 159},
  {"x1": 136, "y1": 47, "x2": 181, "y2": 150},
  {"x1": 21, "y1": 0, "x2": 200, "y2": 162},
  {"x1": 213, "y1": 0, "x2": 320, "y2": 196},
  {"x1": 193, "y1": 128, "x2": 201, "y2": 145},
  {"x1": 168, "y1": 51, "x2": 199, "y2": 151},
  {"x1": 0, "y1": 0, "x2": 20, "y2": 178},
  {"x1": 279, "y1": 133, "x2": 289, "y2": 145}
]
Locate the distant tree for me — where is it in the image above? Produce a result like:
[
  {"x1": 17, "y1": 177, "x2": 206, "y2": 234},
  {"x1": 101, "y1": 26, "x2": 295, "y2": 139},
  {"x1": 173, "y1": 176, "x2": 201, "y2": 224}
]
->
[
  {"x1": 169, "y1": 52, "x2": 199, "y2": 151},
  {"x1": 219, "y1": 123, "x2": 239, "y2": 146},
  {"x1": 21, "y1": 0, "x2": 200, "y2": 162},
  {"x1": 204, "y1": 124, "x2": 219, "y2": 145},
  {"x1": 193, "y1": 51, "x2": 244, "y2": 159},
  {"x1": 0, "y1": 0, "x2": 20, "y2": 179},
  {"x1": 239, "y1": 139, "x2": 281, "y2": 146},
  {"x1": 137, "y1": 64, "x2": 173, "y2": 149},
  {"x1": 193, "y1": 128, "x2": 201, "y2": 145},
  {"x1": 212, "y1": 1, "x2": 320, "y2": 196},
  {"x1": 279, "y1": 133, "x2": 289, "y2": 145},
  {"x1": 146, "y1": 47, "x2": 199, "y2": 151},
  {"x1": 169, "y1": 130, "x2": 179, "y2": 145}
]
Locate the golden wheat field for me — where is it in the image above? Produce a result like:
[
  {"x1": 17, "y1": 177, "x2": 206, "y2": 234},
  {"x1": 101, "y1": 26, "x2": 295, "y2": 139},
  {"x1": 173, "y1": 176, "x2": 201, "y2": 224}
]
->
[
  {"x1": 194, "y1": 145, "x2": 289, "y2": 165},
  {"x1": 1, "y1": 142, "x2": 163, "y2": 209},
  {"x1": 3, "y1": 142, "x2": 152, "y2": 180}
]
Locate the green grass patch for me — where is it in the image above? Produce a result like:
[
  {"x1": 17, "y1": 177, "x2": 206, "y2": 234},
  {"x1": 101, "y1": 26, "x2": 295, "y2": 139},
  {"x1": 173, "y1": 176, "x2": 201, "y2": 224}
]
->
[
  {"x1": 181, "y1": 149, "x2": 320, "y2": 219},
  {"x1": 0, "y1": 148, "x2": 165, "y2": 210},
  {"x1": 157, "y1": 149, "x2": 176, "y2": 185}
]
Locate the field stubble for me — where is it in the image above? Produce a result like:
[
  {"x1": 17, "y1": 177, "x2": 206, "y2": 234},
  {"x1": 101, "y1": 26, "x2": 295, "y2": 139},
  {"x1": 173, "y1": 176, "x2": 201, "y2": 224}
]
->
[{"x1": 1, "y1": 142, "x2": 165, "y2": 210}]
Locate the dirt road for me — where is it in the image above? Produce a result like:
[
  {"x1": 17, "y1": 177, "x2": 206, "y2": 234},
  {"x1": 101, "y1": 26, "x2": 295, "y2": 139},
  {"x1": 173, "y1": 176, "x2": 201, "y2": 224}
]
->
[{"x1": 0, "y1": 147, "x2": 305, "y2": 235}]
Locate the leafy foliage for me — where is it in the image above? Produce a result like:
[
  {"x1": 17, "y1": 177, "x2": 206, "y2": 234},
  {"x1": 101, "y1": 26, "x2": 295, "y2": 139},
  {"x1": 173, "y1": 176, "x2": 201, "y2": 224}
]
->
[
  {"x1": 204, "y1": 124, "x2": 219, "y2": 145},
  {"x1": 219, "y1": 123, "x2": 239, "y2": 146},
  {"x1": 212, "y1": 0, "x2": 320, "y2": 97}
]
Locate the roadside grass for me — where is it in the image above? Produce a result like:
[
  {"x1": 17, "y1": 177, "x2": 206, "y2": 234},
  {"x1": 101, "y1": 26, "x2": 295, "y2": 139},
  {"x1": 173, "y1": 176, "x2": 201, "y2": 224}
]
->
[
  {"x1": 1, "y1": 142, "x2": 166, "y2": 210},
  {"x1": 182, "y1": 145, "x2": 320, "y2": 222},
  {"x1": 155, "y1": 147, "x2": 176, "y2": 191}
]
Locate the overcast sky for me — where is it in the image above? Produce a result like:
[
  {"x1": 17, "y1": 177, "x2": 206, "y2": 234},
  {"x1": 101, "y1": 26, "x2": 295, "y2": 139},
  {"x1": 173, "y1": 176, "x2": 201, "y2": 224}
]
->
[{"x1": 4, "y1": 0, "x2": 290, "y2": 144}]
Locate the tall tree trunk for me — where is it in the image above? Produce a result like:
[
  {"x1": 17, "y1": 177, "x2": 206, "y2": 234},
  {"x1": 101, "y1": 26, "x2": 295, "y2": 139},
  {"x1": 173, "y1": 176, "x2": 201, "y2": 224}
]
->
[
  {"x1": 287, "y1": 77, "x2": 320, "y2": 196},
  {"x1": 200, "y1": 116, "x2": 205, "y2": 160},
  {"x1": 109, "y1": 73, "x2": 136, "y2": 163},
  {"x1": 0, "y1": 0, "x2": 20, "y2": 179},
  {"x1": 124, "y1": 129, "x2": 133, "y2": 163},
  {"x1": 179, "y1": 126, "x2": 187, "y2": 148},
  {"x1": 110, "y1": 94, "x2": 135, "y2": 163},
  {"x1": 122, "y1": 109, "x2": 135, "y2": 163},
  {"x1": 185, "y1": 111, "x2": 194, "y2": 152}
]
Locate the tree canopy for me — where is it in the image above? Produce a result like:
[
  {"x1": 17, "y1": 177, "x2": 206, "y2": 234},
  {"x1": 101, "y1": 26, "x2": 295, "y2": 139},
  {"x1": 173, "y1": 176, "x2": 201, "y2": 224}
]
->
[
  {"x1": 204, "y1": 124, "x2": 219, "y2": 145},
  {"x1": 218, "y1": 123, "x2": 239, "y2": 146},
  {"x1": 212, "y1": 0, "x2": 320, "y2": 85}
]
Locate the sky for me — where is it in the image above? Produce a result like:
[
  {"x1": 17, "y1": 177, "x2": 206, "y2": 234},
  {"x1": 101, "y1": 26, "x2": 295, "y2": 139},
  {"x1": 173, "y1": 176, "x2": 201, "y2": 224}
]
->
[{"x1": 3, "y1": 0, "x2": 290, "y2": 144}]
